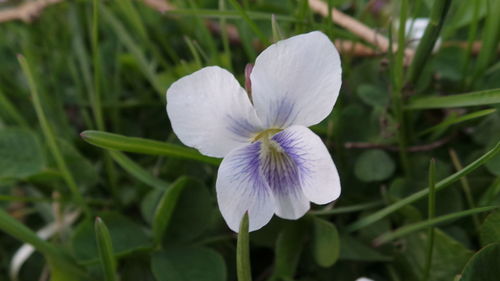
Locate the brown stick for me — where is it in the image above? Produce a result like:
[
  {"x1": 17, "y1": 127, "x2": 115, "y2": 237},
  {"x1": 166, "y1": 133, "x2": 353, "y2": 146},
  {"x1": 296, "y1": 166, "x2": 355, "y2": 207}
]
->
[
  {"x1": 142, "y1": 0, "x2": 174, "y2": 13},
  {"x1": 344, "y1": 134, "x2": 454, "y2": 152},
  {"x1": 308, "y1": 0, "x2": 414, "y2": 62},
  {"x1": 0, "y1": 0, "x2": 63, "y2": 23}
]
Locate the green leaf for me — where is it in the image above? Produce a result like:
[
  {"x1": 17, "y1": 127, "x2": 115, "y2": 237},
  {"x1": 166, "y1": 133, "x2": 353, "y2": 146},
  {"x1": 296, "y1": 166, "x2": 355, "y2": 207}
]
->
[
  {"x1": 71, "y1": 212, "x2": 150, "y2": 262},
  {"x1": 0, "y1": 128, "x2": 45, "y2": 179},
  {"x1": 152, "y1": 177, "x2": 189, "y2": 246},
  {"x1": 237, "y1": 213, "x2": 251, "y2": 281},
  {"x1": 407, "y1": 88, "x2": 500, "y2": 110},
  {"x1": 80, "y1": 130, "x2": 220, "y2": 166},
  {"x1": 479, "y1": 211, "x2": 500, "y2": 246},
  {"x1": 354, "y1": 149, "x2": 395, "y2": 182},
  {"x1": 459, "y1": 243, "x2": 500, "y2": 281},
  {"x1": 95, "y1": 217, "x2": 118, "y2": 281},
  {"x1": 270, "y1": 221, "x2": 308, "y2": 280},
  {"x1": 312, "y1": 218, "x2": 340, "y2": 267},
  {"x1": 347, "y1": 142, "x2": 500, "y2": 232},
  {"x1": 151, "y1": 247, "x2": 227, "y2": 281},
  {"x1": 339, "y1": 234, "x2": 392, "y2": 262},
  {"x1": 396, "y1": 229, "x2": 473, "y2": 281},
  {"x1": 162, "y1": 179, "x2": 214, "y2": 244},
  {"x1": 373, "y1": 206, "x2": 497, "y2": 245},
  {"x1": 357, "y1": 84, "x2": 389, "y2": 108}
]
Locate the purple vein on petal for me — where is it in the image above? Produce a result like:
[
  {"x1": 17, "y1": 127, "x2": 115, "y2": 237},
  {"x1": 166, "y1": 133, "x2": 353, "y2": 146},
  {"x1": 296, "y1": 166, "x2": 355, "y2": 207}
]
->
[
  {"x1": 229, "y1": 141, "x2": 269, "y2": 199},
  {"x1": 266, "y1": 98, "x2": 298, "y2": 128},
  {"x1": 225, "y1": 114, "x2": 261, "y2": 140}
]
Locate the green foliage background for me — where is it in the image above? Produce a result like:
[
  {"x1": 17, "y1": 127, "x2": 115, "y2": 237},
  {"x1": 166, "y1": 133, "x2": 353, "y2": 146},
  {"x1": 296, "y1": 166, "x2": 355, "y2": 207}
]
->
[{"x1": 1, "y1": 0, "x2": 500, "y2": 280}]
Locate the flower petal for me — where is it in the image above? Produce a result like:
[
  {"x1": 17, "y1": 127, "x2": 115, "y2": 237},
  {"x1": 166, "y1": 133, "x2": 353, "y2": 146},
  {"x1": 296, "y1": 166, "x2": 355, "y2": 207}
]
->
[
  {"x1": 272, "y1": 126, "x2": 341, "y2": 205},
  {"x1": 216, "y1": 142, "x2": 275, "y2": 232},
  {"x1": 260, "y1": 138, "x2": 310, "y2": 219},
  {"x1": 250, "y1": 31, "x2": 342, "y2": 128},
  {"x1": 166, "y1": 66, "x2": 262, "y2": 158}
]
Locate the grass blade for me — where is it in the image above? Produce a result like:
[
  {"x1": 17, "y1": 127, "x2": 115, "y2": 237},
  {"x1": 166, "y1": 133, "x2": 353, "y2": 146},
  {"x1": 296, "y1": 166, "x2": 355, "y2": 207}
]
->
[
  {"x1": 80, "y1": 130, "x2": 221, "y2": 165},
  {"x1": 95, "y1": 217, "x2": 118, "y2": 281},
  {"x1": 422, "y1": 159, "x2": 436, "y2": 281},
  {"x1": 347, "y1": 142, "x2": 500, "y2": 232},
  {"x1": 109, "y1": 151, "x2": 169, "y2": 190},
  {"x1": 227, "y1": 0, "x2": 270, "y2": 45},
  {"x1": 472, "y1": 0, "x2": 500, "y2": 83},
  {"x1": 100, "y1": 4, "x2": 164, "y2": 96},
  {"x1": 0, "y1": 208, "x2": 88, "y2": 280},
  {"x1": 373, "y1": 206, "x2": 497, "y2": 246},
  {"x1": 91, "y1": 0, "x2": 105, "y2": 131},
  {"x1": 310, "y1": 201, "x2": 384, "y2": 216},
  {"x1": 18, "y1": 55, "x2": 90, "y2": 219},
  {"x1": 406, "y1": 0, "x2": 452, "y2": 84},
  {"x1": 237, "y1": 213, "x2": 252, "y2": 281},
  {"x1": 406, "y1": 88, "x2": 500, "y2": 110},
  {"x1": 418, "y1": 108, "x2": 496, "y2": 137},
  {"x1": 0, "y1": 89, "x2": 29, "y2": 128},
  {"x1": 152, "y1": 177, "x2": 189, "y2": 247}
]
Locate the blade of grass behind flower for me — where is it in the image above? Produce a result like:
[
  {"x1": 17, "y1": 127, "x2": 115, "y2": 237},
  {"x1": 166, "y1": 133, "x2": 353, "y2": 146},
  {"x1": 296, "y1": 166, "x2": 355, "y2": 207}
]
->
[
  {"x1": 373, "y1": 206, "x2": 497, "y2": 246},
  {"x1": 471, "y1": 0, "x2": 500, "y2": 84},
  {"x1": 219, "y1": 0, "x2": 233, "y2": 71},
  {"x1": 417, "y1": 108, "x2": 496, "y2": 137},
  {"x1": 0, "y1": 89, "x2": 29, "y2": 128},
  {"x1": 227, "y1": 0, "x2": 270, "y2": 46},
  {"x1": 109, "y1": 151, "x2": 169, "y2": 190},
  {"x1": 100, "y1": 4, "x2": 164, "y2": 96},
  {"x1": 347, "y1": 142, "x2": 500, "y2": 232},
  {"x1": 95, "y1": 218, "x2": 118, "y2": 281},
  {"x1": 422, "y1": 159, "x2": 436, "y2": 281},
  {"x1": 80, "y1": 130, "x2": 221, "y2": 166},
  {"x1": 406, "y1": 88, "x2": 500, "y2": 109},
  {"x1": 406, "y1": 0, "x2": 452, "y2": 84},
  {"x1": 0, "y1": 208, "x2": 89, "y2": 280},
  {"x1": 18, "y1": 55, "x2": 91, "y2": 219}
]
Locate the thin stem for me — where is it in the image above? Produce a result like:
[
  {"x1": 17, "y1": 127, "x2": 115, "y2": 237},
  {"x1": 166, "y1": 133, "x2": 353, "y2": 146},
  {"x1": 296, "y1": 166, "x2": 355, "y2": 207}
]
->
[{"x1": 391, "y1": 0, "x2": 410, "y2": 174}]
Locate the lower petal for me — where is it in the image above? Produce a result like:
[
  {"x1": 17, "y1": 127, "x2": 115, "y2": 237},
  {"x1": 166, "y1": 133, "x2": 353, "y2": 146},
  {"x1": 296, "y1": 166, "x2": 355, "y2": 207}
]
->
[
  {"x1": 272, "y1": 126, "x2": 341, "y2": 205},
  {"x1": 216, "y1": 142, "x2": 275, "y2": 232}
]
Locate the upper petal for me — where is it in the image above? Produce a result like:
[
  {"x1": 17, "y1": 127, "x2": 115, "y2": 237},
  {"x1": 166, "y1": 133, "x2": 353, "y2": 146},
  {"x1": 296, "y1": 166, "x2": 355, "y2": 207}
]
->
[
  {"x1": 272, "y1": 125, "x2": 341, "y2": 205},
  {"x1": 216, "y1": 142, "x2": 275, "y2": 232},
  {"x1": 166, "y1": 66, "x2": 262, "y2": 158},
  {"x1": 250, "y1": 31, "x2": 342, "y2": 128}
]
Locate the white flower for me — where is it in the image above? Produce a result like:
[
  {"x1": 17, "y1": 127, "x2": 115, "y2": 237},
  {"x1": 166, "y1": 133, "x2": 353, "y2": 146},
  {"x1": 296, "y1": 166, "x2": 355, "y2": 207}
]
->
[
  {"x1": 405, "y1": 18, "x2": 442, "y2": 51},
  {"x1": 166, "y1": 31, "x2": 342, "y2": 232},
  {"x1": 355, "y1": 278, "x2": 375, "y2": 281}
]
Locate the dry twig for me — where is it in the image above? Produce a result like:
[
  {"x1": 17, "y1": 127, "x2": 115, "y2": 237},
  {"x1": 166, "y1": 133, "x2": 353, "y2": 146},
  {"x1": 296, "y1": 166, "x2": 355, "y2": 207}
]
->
[
  {"x1": 308, "y1": 0, "x2": 415, "y2": 62},
  {"x1": 0, "y1": 0, "x2": 62, "y2": 23}
]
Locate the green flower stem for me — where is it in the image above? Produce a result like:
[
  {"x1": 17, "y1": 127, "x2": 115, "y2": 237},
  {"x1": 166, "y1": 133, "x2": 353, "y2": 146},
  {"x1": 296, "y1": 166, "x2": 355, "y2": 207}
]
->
[{"x1": 237, "y1": 213, "x2": 252, "y2": 281}]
